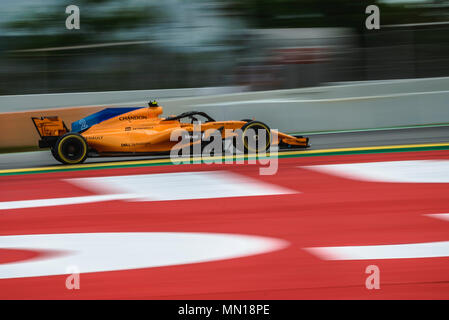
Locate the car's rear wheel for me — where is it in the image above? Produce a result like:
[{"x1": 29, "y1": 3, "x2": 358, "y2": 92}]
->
[
  {"x1": 54, "y1": 133, "x2": 88, "y2": 164},
  {"x1": 51, "y1": 147, "x2": 61, "y2": 162},
  {"x1": 234, "y1": 120, "x2": 271, "y2": 154}
]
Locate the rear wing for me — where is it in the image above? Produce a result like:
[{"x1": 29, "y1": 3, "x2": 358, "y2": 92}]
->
[
  {"x1": 32, "y1": 116, "x2": 68, "y2": 138},
  {"x1": 32, "y1": 117, "x2": 69, "y2": 148}
]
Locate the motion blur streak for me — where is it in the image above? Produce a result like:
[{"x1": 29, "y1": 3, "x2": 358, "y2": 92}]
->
[{"x1": 2, "y1": 0, "x2": 449, "y2": 95}]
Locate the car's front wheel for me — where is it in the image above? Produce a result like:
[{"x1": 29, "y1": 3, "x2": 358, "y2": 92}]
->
[{"x1": 234, "y1": 120, "x2": 271, "y2": 154}]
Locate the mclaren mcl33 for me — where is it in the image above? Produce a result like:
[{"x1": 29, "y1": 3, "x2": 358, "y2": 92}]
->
[{"x1": 32, "y1": 101, "x2": 310, "y2": 164}]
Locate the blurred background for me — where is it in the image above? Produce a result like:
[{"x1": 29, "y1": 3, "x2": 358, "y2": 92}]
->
[{"x1": 1, "y1": 0, "x2": 449, "y2": 95}]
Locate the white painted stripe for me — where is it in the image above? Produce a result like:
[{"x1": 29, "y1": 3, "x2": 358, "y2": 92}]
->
[
  {"x1": 9, "y1": 40, "x2": 160, "y2": 53},
  {"x1": 0, "y1": 171, "x2": 296, "y2": 210},
  {"x1": 195, "y1": 90, "x2": 449, "y2": 106},
  {"x1": 68, "y1": 171, "x2": 296, "y2": 202},
  {"x1": 383, "y1": 21, "x2": 449, "y2": 28},
  {"x1": 0, "y1": 194, "x2": 137, "y2": 210},
  {"x1": 305, "y1": 241, "x2": 449, "y2": 260},
  {"x1": 425, "y1": 213, "x2": 449, "y2": 222},
  {"x1": 0, "y1": 232, "x2": 288, "y2": 279},
  {"x1": 303, "y1": 160, "x2": 449, "y2": 183}
]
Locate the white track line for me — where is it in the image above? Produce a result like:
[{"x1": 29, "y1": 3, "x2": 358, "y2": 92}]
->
[
  {"x1": 303, "y1": 160, "x2": 449, "y2": 183},
  {"x1": 306, "y1": 213, "x2": 449, "y2": 260},
  {"x1": 0, "y1": 194, "x2": 137, "y2": 210},
  {"x1": 0, "y1": 232, "x2": 288, "y2": 279},
  {"x1": 305, "y1": 241, "x2": 449, "y2": 260},
  {"x1": 425, "y1": 213, "x2": 449, "y2": 222},
  {"x1": 0, "y1": 171, "x2": 296, "y2": 210}
]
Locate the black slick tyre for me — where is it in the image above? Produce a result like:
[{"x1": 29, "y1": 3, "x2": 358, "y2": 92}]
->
[
  {"x1": 54, "y1": 133, "x2": 88, "y2": 164},
  {"x1": 234, "y1": 120, "x2": 271, "y2": 154}
]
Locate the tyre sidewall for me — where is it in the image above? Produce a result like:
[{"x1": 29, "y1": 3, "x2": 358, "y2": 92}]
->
[
  {"x1": 237, "y1": 121, "x2": 271, "y2": 154},
  {"x1": 55, "y1": 133, "x2": 88, "y2": 164}
]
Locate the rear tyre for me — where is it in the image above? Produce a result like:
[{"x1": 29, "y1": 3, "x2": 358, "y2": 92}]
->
[
  {"x1": 54, "y1": 133, "x2": 88, "y2": 164},
  {"x1": 51, "y1": 147, "x2": 61, "y2": 163},
  {"x1": 234, "y1": 120, "x2": 271, "y2": 154}
]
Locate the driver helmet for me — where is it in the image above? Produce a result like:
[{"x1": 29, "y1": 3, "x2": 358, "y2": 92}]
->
[{"x1": 148, "y1": 100, "x2": 158, "y2": 107}]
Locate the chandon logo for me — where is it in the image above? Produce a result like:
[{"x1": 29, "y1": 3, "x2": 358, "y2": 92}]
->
[{"x1": 119, "y1": 116, "x2": 147, "y2": 121}]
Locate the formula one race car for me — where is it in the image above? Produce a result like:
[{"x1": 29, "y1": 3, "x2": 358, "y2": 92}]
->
[{"x1": 32, "y1": 101, "x2": 309, "y2": 164}]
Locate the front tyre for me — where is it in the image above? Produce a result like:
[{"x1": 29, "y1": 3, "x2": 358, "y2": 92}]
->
[
  {"x1": 235, "y1": 120, "x2": 271, "y2": 154},
  {"x1": 54, "y1": 133, "x2": 88, "y2": 164}
]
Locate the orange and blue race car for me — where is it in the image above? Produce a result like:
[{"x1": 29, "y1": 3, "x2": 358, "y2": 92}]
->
[{"x1": 32, "y1": 101, "x2": 310, "y2": 164}]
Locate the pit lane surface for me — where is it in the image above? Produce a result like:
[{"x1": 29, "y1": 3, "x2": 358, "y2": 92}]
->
[{"x1": 0, "y1": 125, "x2": 448, "y2": 170}]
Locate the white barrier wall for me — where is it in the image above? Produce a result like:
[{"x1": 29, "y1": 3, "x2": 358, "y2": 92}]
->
[
  {"x1": 180, "y1": 91, "x2": 449, "y2": 133},
  {"x1": 160, "y1": 77, "x2": 449, "y2": 133},
  {"x1": 1, "y1": 77, "x2": 448, "y2": 135}
]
